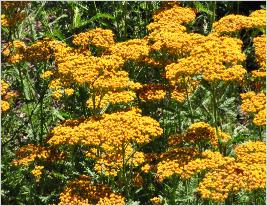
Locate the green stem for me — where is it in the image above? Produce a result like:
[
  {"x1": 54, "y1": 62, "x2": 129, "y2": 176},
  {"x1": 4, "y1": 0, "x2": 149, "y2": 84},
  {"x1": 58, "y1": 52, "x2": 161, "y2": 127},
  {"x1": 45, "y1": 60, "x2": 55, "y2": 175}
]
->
[
  {"x1": 177, "y1": 103, "x2": 181, "y2": 133},
  {"x1": 121, "y1": 142, "x2": 128, "y2": 197},
  {"x1": 40, "y1": 96, "x2": 44, "y2": 143},
  {"x1": 93, "y1": 1, "x2": 98, "y2": 15},
  {"x1": 213, "y1": 1, "x2": 217, "y2": 23},
  {"x1": 123, "y1": 1, "x2": 127, "y2": 39},
  {"x1": 211, "y1": 83, "x2": 218, "y2": 130},
  {"x1": 183, "y1": 77, "x2": 194, "y2": 124},
  {"x1": 259, "y1": 126, "x2": 262, "y2": 140},
  {"x1": 17, "y1": 66, "x2": 37, "y2": 140},
  {"x1": 210, "y1": 1, "x2": 217, "y2": 32}
]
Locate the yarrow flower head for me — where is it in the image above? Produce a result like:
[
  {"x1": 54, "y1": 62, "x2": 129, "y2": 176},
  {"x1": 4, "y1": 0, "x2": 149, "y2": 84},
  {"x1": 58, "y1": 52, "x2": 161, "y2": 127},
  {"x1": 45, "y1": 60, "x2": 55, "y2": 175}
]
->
[
  {"x1": 1, "y1": 80, "x2": 18, "y2": 112},
  {"x1": 212, "y1": 9, "x2": 266, "y2": 34},
  {"x1": 197, "y1": 141, "x2": 266, "y2": 202},
  {"x1": 59, "y1": 175, "x2": 125, "y2": 205},
  {"x1": 240, "y1": 91, "x2": 266, "y2": 126}
]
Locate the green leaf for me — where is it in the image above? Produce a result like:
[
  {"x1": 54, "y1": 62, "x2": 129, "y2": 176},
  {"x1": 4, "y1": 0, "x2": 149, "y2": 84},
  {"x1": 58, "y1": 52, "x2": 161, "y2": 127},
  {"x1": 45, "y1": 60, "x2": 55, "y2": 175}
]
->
[
  {"x1": 73, "y1": 6, "x2": 81, "y2": 28},
  {"x1": 52, "y1": 108, "x2": 65, "y2": 121},
  {"x1": 48, "y1": 14, "x2": 68, "y2": 26},
  {"x1": 219, "y1": 97, "x2": 236, "y2": 109},
  {"x1": 140, "y1": 2, "x2": 147, "y2": 10},
  {"x1": 260, "y1": 4, "x2": 266, "y2": 9},
  {"x1": 90, "y1": 13, "x2": 115, "y2": 21},
  {"x1": 51, "y1": 172, "x2": 67, "y2": 180},
  {"x1": 51, "y1": 27, "x2": 66, "y2": 41},
  {"x1": 194, "y1": 2, "x2": 213, "y2": 15},
  {"x1": 22, "y1": 78, "x2": 35, "y2": 101},
  {"x1": 39, "y1": 195, "x2": 52, "y2": 203}
]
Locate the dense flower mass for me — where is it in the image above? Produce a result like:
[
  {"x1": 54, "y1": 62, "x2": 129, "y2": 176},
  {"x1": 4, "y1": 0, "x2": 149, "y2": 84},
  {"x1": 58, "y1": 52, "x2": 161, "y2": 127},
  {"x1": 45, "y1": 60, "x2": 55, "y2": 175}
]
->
[
  {"x1": 48, "y1": 108, "x2": 162, "y2": 146},
  {"x1": 87, "y1": 90, "x2": 136, "y2": 109},
  {"x1": 1, "y1": 80, "x2": 10, "y2": 112},
  {"x1": 165, "y1": 35, "x2": 246, "y2": 82},
  {"x1": 156, "y1": 147, "x2": 200, "y2": 182},
  {"x1": 93, "y1": 144, "x2": 146, "y2": 176},
  {"x1": 254, "y1": 35, "x2": 266, "y2": 69},
  {"x1": 12, "y1": 144, "x2": 50, "y2": 166},
  {"x1": 252, "y1": 34, "x2": 266, "y2": 78},
  {"x1": 2, "y1": 40, "x2": 26, "y2": 63},
  {"x1": 168, "y1": 122, "x2": 231, "y2": 147},
  {"x1": 147, "y1": 3, "x2": 199, "y2": 57},
  {"x1": 108, "y1": 39, "x2": 150, "y2": 61},
  {"x1": 213, "y1": 9, "x2": 266, "y2": 34},
  {"x1": 137, "y1": 84, "x2": 166, "y2": 101},
  {"x1": 240, "y1": 92, "x2": 266, "y2": 126},
  {"x1": 1, "y1": 80, "x2": 18, "y2": 112},
  {"x1": 234, "y1": 141, "x2": 265, "y2": 164},
  {"x1": 156, "y1": 121, "x2": 233, "y2": 182},
  {"x1": 73, "y1": 28, "x2": 115, "y2": 49},
  {"x1": 197, "y1": 141, "x2": 266, "y2": 202},
  {"x1": 156, "y1": 122, "x2": 231, "y2": 182},
  {"x1": 48, "y1": 108, "x2": 162, "y2": 176},
  {"x1": 147, "y1": 4, "x2": 196, "y2": 33},
  {"x1": 59, "y1": 175, "x2": 125, "y2": 205},
  {"x1": 182, "y1": 151, "x2": 234, "y2": 179}
]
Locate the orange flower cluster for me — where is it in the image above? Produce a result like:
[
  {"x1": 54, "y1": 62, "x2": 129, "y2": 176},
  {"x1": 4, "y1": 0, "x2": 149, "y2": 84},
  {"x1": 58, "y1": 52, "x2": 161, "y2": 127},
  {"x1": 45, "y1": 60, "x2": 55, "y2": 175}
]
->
[
  {"x1": 86, "y1": 90, "x2": 136, "y2": 109},
  {"x1": 240, "y1": 91, "x2": 266, "y2": 126},
  {"x1": 149, "y1": 31, "x2": 207, "y2": 58},
  {"x1": 156, "y1": 147, "x2": 200, "y2": 181},
  {"x1": 147, "y1": 4, "x2": 195, "y2": 34},
  {"x1": 12, "y1": 144, "x2": 65, "y2": 166},
  {"x1": 137, "y1": 84, "x2": 166, "y2": 102},
  {"x1": 252, "y1": 35, "x2": 266, "y2": 78},
  {"x1": 48, "y1": 108, "x2": 162, "y2": 176},
  {"x1": 49, "y1": 39, "x2": 141, "y2": 103},
  {"x1": 156, "y1": 122, "x2": 232, "y2": 182},
  {"x1": 23, "y1": 38, "x2": 56, "y2": 62},
  {"x1": 73, "y1": 28, "x2": 115, "y2": 49},
  {"x1": 12, "y1": 144, "x2": 50, "y2": 166},
  {"x1": 197, "y1": 141, "x2": 266, "y2": 202},
  {"x1": 31, "y1": 165, "x2": 44, "y2": 182},
  {"x1": 97, "y1": 193, "x2": 125, "y2": 205},
  {"x1": 1, "y1": 80, "x2": 18, "y2": 112},
  {"x1": 234, "y1": 141, "x2": 265, "y2": 164},
  {"x1": 147, "y1": 4, "x2": 199, "y2": 57},
  {"x1": 2, "y1": 38, "x2": 62, "y2": 63},
  {"x1": 168, "y1": 122, "x2": 231, "y2": 147},
  {"x1": 108, "y1": 39, "x2": 150, "y2": 61},
  {"x1": 150, "y1": 196, "x2": 162, "y2": 205},
  {"x1": 156, "y1": 148, "x2": 236, "y2": 182},
  {"x1": 213, "y1": 9, "x2": 266, "y2": 34},
  {"x1": 1, "y1": 80, "x2": 11, "y2": 112},
  {"x1": 48, "y1": 108, "x2": 162, "y2": 145},
  {"x1": 181, "y1": 151, "x2": 234, "y2": 179},
  {"x1": 2, "y1": 40, "x2": 26, "y2": 63},
  {"x1": 166, "y1": 35, "x2": 246, "y2": 82},
  {"x1": 59, "y1": 175, "x2": 125, "y2": 205},
  {"x1": 253, "y1": 109, "x2": 266, "y2": 126}
]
